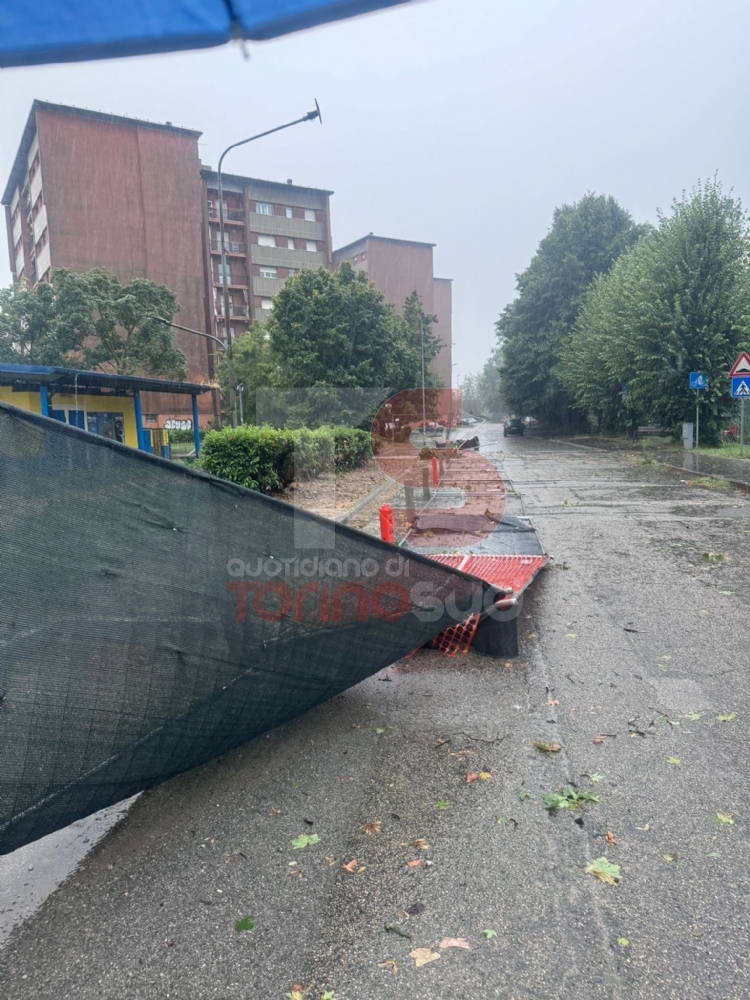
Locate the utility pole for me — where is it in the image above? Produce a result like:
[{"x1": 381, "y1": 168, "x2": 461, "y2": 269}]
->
[
  {"x1": 147, "y1": 316, "x2": 234, "y2": 427},
  {"x1": 217, "y1": 102, "x2": 322, "y2": 428}
]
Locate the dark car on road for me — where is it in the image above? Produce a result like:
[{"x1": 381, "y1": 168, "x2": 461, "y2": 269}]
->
[{"x1": 503, "y1": 416, "x2": 524, "y2": 437}]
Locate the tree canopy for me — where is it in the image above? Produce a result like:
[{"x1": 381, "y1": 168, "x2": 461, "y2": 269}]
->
[
  {"x1": 220, "y1": 263, "x2": 444, "y2": 426},
  {"x1": 559, "y1": 180, "x2": 750, "y2": 441},
  {"x1": 460, "y1": 345, "x2": 506, "y2": 420},
  {"x1": 266, "y1": 262, "x2": 442, "y2": 391},
  {"x1": 496, "y1": 193, "x2": 647, "y2": 425},
  {"x1": 0, "y1": 267, "x2": 187, "y2": 379}
]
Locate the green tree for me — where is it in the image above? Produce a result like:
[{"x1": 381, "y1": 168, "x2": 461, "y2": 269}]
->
[
  {"x1": 59, "y1": 268, "x2": 186, "y2": 378},
  {"x1": 267, "y1": 263, "x2": 440, "y2": 392},
  {"x1": 497, "y1": 193, "x2": 647, "y2": 426},
  {"x1": 0, "y1": 280, "x2": 65, "y2": 364},
  {"x1": 461, "y1": 346, "x2": 508, "y2": 421},
  {"x1": 216, "y1": 320, "x2": 276, "y2": 424},
  {"x1": 0, "y1": 268, "x2": 187, "y2": 379},
  {"x1": 561, "y1": 180, "x2": 750, "y2": 441}
]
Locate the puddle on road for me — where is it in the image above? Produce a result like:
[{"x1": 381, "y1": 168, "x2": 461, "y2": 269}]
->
[{"x1": 0, "y1": 797, "x2": 137, "y2": 946}]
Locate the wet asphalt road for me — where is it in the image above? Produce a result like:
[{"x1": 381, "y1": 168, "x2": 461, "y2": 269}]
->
[{"x1": 2, "y1": 427, "x2": 750, "y2": 999}]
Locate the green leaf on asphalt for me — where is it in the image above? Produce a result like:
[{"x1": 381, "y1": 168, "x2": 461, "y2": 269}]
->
[
  {"x1": 483, "y1": 929, "x2": 498, "y2": 939},
  {"x1": 684, "y1": 712, "x2": 701, "y2": 721},
  {"x1": 234, "y1": 915, "x2": 255, "y2": 933},
  {"x1": 617, "y1": 937, "x2": 629, "y2": 948},
  {"x1": 292, "y1": 833, "x2": 320, "y2": 850},
  {"x1": 542, "y1": 787, "x2": 599, "y2": 812},
  {"x1": 585, "y1": 857, "x2": 621, "y2": 885},
  {"x1": 565, "y1": 632, "x2": 577, "y2": 639},
  {"x1": 375, "y1": 724, "x2": 391, "y2": 733},
  {"x1": 588, "y1": 773, "x2": 605, "y2": 782},
  {"x1": 713, "y1": 812, "x2": 734, "y2": 825},
  {"x1": 320, "y1": 993, "x2": 337, "y2": 1000},
  {"x1": 436, "y1": 799, "x2": 450, "y2": 810},
  {"x1": 666, "y1": 757, "x2": 680, "y2": 765},
  {"x1": 709, "y1": 851, "x2": 721, "y2": 858},
  {"x1": 716, "y1": 712, "x2": 737, "y2": 722},
  {"x1": 534, "y1": 741, "x2": 562, "y2": 754},
  {"x1": 517, "y1": 790, "x2": 529, "y2": 801},
  {"x1": 662, "y1": 853, "x2": 677, "y2": 862},
  {"x1": 719, "y1": 590, "x2": 733, "y2": 595}
]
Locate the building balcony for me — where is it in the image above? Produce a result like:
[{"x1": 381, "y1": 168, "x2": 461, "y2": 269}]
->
[
  {"x1": 250, "y1": 245, "x2": 328, "y2": 269},
  {"x1": 212, "y1": 274, "x2": 248, "y2": 288},
  {"x1": 248, "y1": 213, "x2": 324, "y2": 241},
  {"x1": 35, "y1": 242, "x2": 51, "y2": 282},
  {"x1": 208, "y1": 206, "x2": 245, "y2": 223},
  {"x1": 214, "y1": 305, "x2": 250, "y2": 318},
  {"x1": 29, "y1": 168, "x2": 42, "y2": 207},
  {"x1": 32, "y1": 204, "x2": 47, "y2": 245},
  {"x1": 252, "y1": 276, "x2": 285, "y2": 297},
  {"x1": 209, "y1": 239, "x2": 246, "y2": 254}
]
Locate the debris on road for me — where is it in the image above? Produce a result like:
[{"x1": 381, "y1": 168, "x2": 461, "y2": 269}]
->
[
  {"x1": 585, "y1": 857, "x2": 621, "y2": 885},
  {"x1": 409, "y1": 948, "x2": 440, "y2": 967},
  {"x1": 292, "y1": 834, "x2": 320, "y2": 849},
  {"x1": 439, "y1": 937, "x2": 471, "y2": 950},
  {"x1": 378, "y1": 960, "x2": 398, "y2": 973}
]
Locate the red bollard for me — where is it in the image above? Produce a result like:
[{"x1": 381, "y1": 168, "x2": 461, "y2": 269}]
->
[
  {"x1": 379, "y1": 504, "x2": 395, "y2": 543},
  {"x1": 431, "y1": 455, "x2": 439, "y2": 485}
]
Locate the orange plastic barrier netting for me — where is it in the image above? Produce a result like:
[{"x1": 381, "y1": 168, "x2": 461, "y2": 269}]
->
[{"x1": 425, "y1": 612, "x2": 481, "y2": 657}]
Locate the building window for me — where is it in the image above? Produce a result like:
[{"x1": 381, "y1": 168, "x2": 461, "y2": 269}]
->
[
  {"x1": 287, "y1": 268, "x2": 297, "y2": 277},
  {"x1": 287, "y1": 238, "x2": 295, "y2": 250},
  {"x1": 304, "y1": 209, "x2": 316, "y2": 222},
  {"x1": 256, "y1": 203, "x2": 273, "y2": 215},
  {"x1": 285, "y1": 207, "x2": 293, "y2": 218},
  {"x1": 261, "y1": 298, "x2": 274, "y2": 310},
  {"x1": 260, "y1": 267, "x2": 277, "y2": 279},
  {"x1": 258, "y1": 234, "x2": 276, "y2": 248},
  {"x1": 87, "y1": 411, "x2": 125, "y2": 443},
  {"x1": 306, "y1": 240, "x2": 317, "y2": 252},
  {"x1": 145, "y1": 414, "x2": 158, "y2": 423}
]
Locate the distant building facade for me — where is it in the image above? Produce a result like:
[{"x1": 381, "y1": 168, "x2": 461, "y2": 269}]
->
[
  {"x1": 201, "y1": 171, "x2": 333, "y2": 341},
  {"x1": 2, "y1": 101, "x2": 334, "y2": 428},
  {"x1": 332, "y1": 235, "x2": 452, "y2": 387}
]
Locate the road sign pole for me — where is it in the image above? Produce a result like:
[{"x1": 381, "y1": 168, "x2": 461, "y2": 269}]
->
[
  {"x1": 696, "y1": 393, "x2": 699, "y2": 449},
  {"x1": 742, "y1": 398, "x2": 745, "y2": 458}
]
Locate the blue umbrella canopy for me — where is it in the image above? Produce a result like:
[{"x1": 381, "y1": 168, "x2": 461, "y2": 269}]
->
[{"x1": 0, "y1": 0, "x2": 409, "y2": 67}]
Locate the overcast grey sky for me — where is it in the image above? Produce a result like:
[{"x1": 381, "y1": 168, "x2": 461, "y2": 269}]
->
[{"x1": 2, "y1": 0, "x2": 749, "y2": 382}]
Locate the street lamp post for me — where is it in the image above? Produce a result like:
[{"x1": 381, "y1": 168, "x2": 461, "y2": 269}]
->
[
  {"x1": 217, "y1": 101, "x2": 322, "y2": 428},
  {"x1": 147, "y1": 315, "x2": 234, "y2": 429}
]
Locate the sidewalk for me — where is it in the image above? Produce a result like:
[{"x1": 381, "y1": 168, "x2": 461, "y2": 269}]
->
[
  {"x1": 652, "y1": 448, "x2": 750, "y2": 487},
  {"x1": 547, "y1": 435, "x2": 750, "y2": 489}
]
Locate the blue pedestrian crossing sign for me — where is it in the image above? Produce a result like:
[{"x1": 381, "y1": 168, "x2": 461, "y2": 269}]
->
[
  {"x1": 689, "y1": 372, "x2": 708, "y2": 390},
  {"x1": 731, "y1": 377, "x2": 750, "y2": 398}
]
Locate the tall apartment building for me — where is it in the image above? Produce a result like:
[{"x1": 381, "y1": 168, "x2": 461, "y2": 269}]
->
[
  {"x1": 200, "y1": 170, "x2": 332, "y2": 340},
  {"x1": 332, "y1": 235, "x2": 452, "y2": 387},
  {"x1": 2, "y1": 101, "x2": 334, "y2": 427},
  {"x1": 2, "y1": 100, "x2": 212, "y2": 425}
]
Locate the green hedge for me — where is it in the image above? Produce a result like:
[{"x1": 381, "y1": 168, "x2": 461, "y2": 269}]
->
[{"x1": 198, "y1": 425, "x2": 371, "y2": 493}]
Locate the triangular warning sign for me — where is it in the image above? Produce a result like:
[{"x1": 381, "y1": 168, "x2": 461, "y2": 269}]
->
[{"x1": 729, "y1": 351, "x2": 750, "y2": 377}]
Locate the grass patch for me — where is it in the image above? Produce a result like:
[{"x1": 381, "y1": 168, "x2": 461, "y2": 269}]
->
[{"x1": 693, "y1": 476, "x2": 732, "y2": 490}]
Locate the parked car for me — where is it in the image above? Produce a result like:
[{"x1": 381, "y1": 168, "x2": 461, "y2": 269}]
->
[{"x1": 503, "y1": 416, "x2": 524, "y2": 437}]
